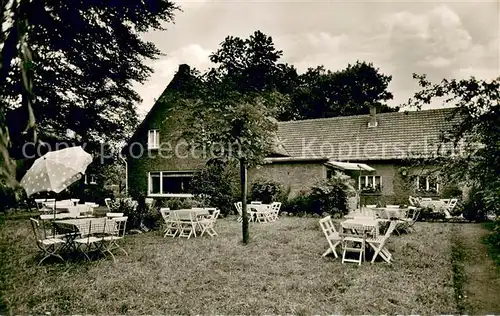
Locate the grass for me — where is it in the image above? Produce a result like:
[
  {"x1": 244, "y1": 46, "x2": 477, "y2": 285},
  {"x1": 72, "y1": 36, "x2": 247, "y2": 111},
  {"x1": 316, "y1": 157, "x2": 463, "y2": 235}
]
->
[
  {"x1": 1, "y1": 214, "x2": 460, "y2": 314},
  {"x1": 483, "y1": 221, "x2": 500, "y2": 267}
]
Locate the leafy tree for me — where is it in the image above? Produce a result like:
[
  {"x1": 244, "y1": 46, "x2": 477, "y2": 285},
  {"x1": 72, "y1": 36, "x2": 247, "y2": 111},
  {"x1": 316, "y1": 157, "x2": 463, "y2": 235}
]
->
[
  {"x1": 189, "y1": 158, "x2": 239, "y2": 216},
  {"x1": 279, "y1": 62, "x2": 398, "y2": 120},
  {"x1": 0, "y1": 0, "x2": 179, "y2": 186},
  {"x1": 208, "y1": 30, "x2": 298, "y2": 94},
  {"x1": 176, "y1": 76, "x2": 289, "y2": 243},
  {"x1": 406, "y1": 74, "x2": 500, "y2": 217},
  {"x1": 208, "y1": 31, "x2": 397, "y2": 121}
]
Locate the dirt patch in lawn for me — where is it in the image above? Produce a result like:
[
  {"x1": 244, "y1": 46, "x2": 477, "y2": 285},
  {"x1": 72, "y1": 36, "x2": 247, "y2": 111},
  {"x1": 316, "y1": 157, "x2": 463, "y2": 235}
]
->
[{"x1": 453, "y1": 223, "x2": 500, "y2": 314}]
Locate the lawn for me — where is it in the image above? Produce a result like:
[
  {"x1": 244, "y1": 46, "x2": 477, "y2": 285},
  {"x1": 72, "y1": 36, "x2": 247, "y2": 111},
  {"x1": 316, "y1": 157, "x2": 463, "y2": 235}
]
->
[{"x1": 1, "y1": 214, "x2": 460, "y2": 314}]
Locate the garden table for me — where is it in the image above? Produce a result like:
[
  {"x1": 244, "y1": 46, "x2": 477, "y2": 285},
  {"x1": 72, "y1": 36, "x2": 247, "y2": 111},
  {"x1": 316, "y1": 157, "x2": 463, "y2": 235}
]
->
[
  {"x1": 53, "y1": 217, "x2": 107, "y2": 251},
  {"x1": 341, "y1": 218, "x2": 380, "y2": 237}
]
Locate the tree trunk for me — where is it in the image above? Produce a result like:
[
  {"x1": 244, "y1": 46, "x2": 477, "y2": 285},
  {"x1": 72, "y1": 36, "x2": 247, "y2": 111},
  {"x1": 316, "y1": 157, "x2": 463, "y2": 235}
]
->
[{"x1": 240, "y1": 158, "x2": 249, "y2": 244}]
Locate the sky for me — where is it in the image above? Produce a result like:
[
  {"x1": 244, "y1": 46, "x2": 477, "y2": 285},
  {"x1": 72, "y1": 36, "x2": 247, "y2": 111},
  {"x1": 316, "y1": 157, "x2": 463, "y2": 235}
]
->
[{"x1": 134, "y1": 0, "x2": 500, "y2": 117}]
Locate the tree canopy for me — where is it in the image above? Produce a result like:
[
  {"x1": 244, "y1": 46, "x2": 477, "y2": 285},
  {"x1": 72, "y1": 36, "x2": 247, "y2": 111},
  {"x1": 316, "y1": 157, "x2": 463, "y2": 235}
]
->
[
  {"x1": 0, "y1": 0, "x2": 179, "y2": 185},
  {"x1": 407, "y1": 74, "x2": 500, "y2": 215},
  {"x1": 205, "y1": 30, "x2": 398, "y2": 121}
]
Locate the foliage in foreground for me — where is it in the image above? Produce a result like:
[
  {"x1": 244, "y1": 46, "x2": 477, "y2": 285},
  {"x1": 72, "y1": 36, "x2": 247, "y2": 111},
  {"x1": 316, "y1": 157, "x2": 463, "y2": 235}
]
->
[
  {"x1": 282, "y1": 171, "x2": 355, "y2": 216},
  {"x1": 0, "y1": 0, "x2": 179, "y2": 187},
  {"x1": 189, "y1": 158, "x2": 239, "y2": 216}
]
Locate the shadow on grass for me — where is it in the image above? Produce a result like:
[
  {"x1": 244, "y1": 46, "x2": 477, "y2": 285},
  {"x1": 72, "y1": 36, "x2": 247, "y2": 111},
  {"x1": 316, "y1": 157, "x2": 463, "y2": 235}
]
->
[{"x1": 483, "y1": 221, "x2": 500, "y2": 267}]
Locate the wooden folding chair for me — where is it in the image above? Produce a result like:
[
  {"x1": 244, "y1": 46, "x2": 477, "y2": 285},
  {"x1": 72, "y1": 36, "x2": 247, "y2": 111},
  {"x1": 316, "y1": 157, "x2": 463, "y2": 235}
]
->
[
  {"x1": 398, "y1": 206, "x2": 420, "y2": 233},
  {"x1": 234, "y1": 202, "x2": 243, "y2": 222},
  {"x1": 366, "y1": 221, "x2": 397, "y2": 264},
  {"x1": 73, "y1": 219, "x2": 107, "y2": 261},
  {"x1": 198, "y1": 209, "x2": 221, "y2": 237},
  {"x1": 270, "y1": 202, "x2": 281, "y2": 221},
  {"x1": 30, "y1": 218, "x2": 67, "y2": 265},
  {"x1": 160, "y1": 208, "x2": 178, "y2": 238},
  {"x1": 175, "y1": 211, "x2": 197, "y2": 239},
  {"x1": 102, "y1": 216, "x2": 128, "y2": 262},
  {"x1": 340, "y1": 224, "x2": 367, "y2": 265},
  {"x1": 319, "y1": 216, "x2": 342, "y2": 258}
]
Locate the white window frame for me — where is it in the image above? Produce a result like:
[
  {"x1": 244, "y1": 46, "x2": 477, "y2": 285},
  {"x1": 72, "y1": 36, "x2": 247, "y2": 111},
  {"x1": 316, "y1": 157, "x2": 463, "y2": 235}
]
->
[
  {"x1": 84, "y1": 174, "x2": 97, "y2": 185},
  {"x1": 148, "y1": 129, "x2": 160, "y2": 149},
  {"x1": 416, "y1": 176, "x2": 439, "y2": 192},
  {"x1": 147, "y1": 171, "x2": 194, "y2": 198},
  {"x1": 358, "y1": 175, "x2": 382, "y2": 192}
]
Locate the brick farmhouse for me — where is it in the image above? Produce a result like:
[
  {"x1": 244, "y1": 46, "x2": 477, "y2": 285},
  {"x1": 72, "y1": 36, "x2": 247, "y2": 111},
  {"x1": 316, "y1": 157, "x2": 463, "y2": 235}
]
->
[{"x1": 124, "y1": 65, "x2": 463, "y2": 205}]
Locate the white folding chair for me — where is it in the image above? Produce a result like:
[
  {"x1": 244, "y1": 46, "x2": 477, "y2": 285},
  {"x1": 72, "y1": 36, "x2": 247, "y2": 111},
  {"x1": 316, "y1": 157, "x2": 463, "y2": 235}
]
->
[
  {"x1": 30, "y1": 218, "x2": 66, "y2": 265},
  {"x1": 102, "y1": 216, "x2": 128, "y2": 262},
  {"x1": 398, "y1": 206, "x2": 420, "y2": 233},
  {"x1": 104, "y1": 198, "x2": 112, "y2": 212},
  {"x1": 271, "y1": 202, "x2": 282, "y2": 221},
  {"x1": 106, "y1": 212, "x2": 124, "y2": 218},
  {"x1": 340, "y1": 224, "x2": 367, "y2": 265},
  {"x1": 198, "y1": 209, "x2": 221, "y2": 237},
  {"x1": 175, "y1": 210, "x2": 197, "y2": 239},
  {"x1": 446, "y1": 198, "x2": 458, "y2": 214},
  {"x1": 319, "y1": 216, "x2": 342, "y2": 258},
  {"x1": 234, "y1": 202, "x2": 243, "y2": 222},
  {"x1": 73, "y1": 219, "x2": 107, "y2": 261},
  {"x1": 366, "y1": 221, "x2": 397, "y2": 263},
  {"x1": 160, "y1": 208, "x2": 178, "y2": 238}
]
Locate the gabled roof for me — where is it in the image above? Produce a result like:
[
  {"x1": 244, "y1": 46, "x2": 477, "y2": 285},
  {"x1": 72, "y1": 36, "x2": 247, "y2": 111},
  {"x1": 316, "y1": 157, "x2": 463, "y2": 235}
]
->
[{"x1": 277, "y1": 107, "x2": 461, "y2": 161}]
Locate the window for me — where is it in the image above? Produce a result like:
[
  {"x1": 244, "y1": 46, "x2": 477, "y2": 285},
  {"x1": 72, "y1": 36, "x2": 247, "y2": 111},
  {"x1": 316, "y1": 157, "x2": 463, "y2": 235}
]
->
[
  {"x1": 358, "y1": 175, "x2": 382, "y2": 193},
  {"x1": 148, "y1": 171, "x2": 194, "y2": 197},
  {"x1": 326, "y1": 170, "x2": 334, "y2": 179},
  {"x1": 84, "y1": 174, "x2": 97, "y2": 185},
  {"x1": 416, "y1": 176, "x2": 439, "y2": 193},
  {"x1": 148, "y1": 130, "x2": 159, "y2": 149}
]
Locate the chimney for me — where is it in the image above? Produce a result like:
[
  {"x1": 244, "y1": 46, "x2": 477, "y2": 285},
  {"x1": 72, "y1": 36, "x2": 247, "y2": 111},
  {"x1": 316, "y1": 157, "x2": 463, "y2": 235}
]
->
[{"x1": 368, "y1": 104, "x2": 378, "y2": 127}]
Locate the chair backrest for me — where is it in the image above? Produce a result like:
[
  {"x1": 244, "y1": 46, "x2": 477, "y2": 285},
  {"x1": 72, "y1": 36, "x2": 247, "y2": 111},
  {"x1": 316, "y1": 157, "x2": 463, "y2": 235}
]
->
[
  {"x1": 106, "y1": 216, "x2": 128, "y2": 237},
  {"x1": 30, "y1": 218, "x2": 43, "y2": 243},
  {"x1": 107, "y1": 212, "x2": 124, "y2": 218},
  {"x1": 407, "y1": 206, "x2": 421, "y2": 222},
  {"x1": 383, "y1": 221, "x2": 398, "y2": 239},
  {"x1": 447, "y1": 198, "x2": 458, "y2": 211},
  {"x1": 104, "y1": 198, "x2": 112, "y2": 211},
  {"x1": 319, "y1": 216, "x2": 338, "y2": 237},
  {"x1": 211, "y1": 209, "x2": 221, "y2": 222},
  {"x1": 159, "y1": 208, "x2": 170, "y2": 222},
  {"x1": 234, "y1": 202, "x2": 242, "y2": 215},
  {"x1": 271, "y1": 202, "x2": 282, "y2": 212}
]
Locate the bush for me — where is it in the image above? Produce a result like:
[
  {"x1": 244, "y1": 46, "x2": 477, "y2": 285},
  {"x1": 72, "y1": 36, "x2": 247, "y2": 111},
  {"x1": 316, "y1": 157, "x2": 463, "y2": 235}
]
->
[
  {"x1": 155, "y1": 197, "x2": 200, "y2": 210},
  {"x1": 108, "y1": 197, "x2": 140, "y2": 229},
  {"x1": 79, "y1": 184, "x2": 114, "y2": 205},
  {"x1": 250, "y1": 179, "x2": 283, "y2": 204},
  {"x1": 281, "y1": 191, "x2": 313, "y2": 215},
  {"x1": 309, "y1": 172, "x2": 355, "y2": 216},
  {"x1": 441, "y1": 184, "x2": 462, "y2": 199},
  {"x1": 189, "y1": 159, "x2": 239, "y2": 216},
  {"x1": 462, "y1": 186, "x2": 488, "y2": 221}
]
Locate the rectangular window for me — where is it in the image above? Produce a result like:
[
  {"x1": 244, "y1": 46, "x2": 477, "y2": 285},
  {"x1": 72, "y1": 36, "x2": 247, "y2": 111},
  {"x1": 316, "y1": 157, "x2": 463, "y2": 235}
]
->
[
  {"x1": 359, "y1": 175, "x2": 382, "y2": 193},
  {"x1": 84, "y1": 174, "x2": 97, "y2": 185},
  {"x1": 148, "y1": 171, "x2": 194, "y2": 196},
  {"x1": 416, "y1": 176, "x2": 439, "y2": 193},
  {"x1": 148, "y1": 130, "x2": 159, "y2": 149}
]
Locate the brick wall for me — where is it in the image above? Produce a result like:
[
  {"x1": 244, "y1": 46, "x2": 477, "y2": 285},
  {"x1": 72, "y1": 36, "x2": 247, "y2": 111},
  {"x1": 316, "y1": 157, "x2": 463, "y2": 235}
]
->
[{"x1": 126, "y1": 105, "x2": 208, "y2": 197}]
